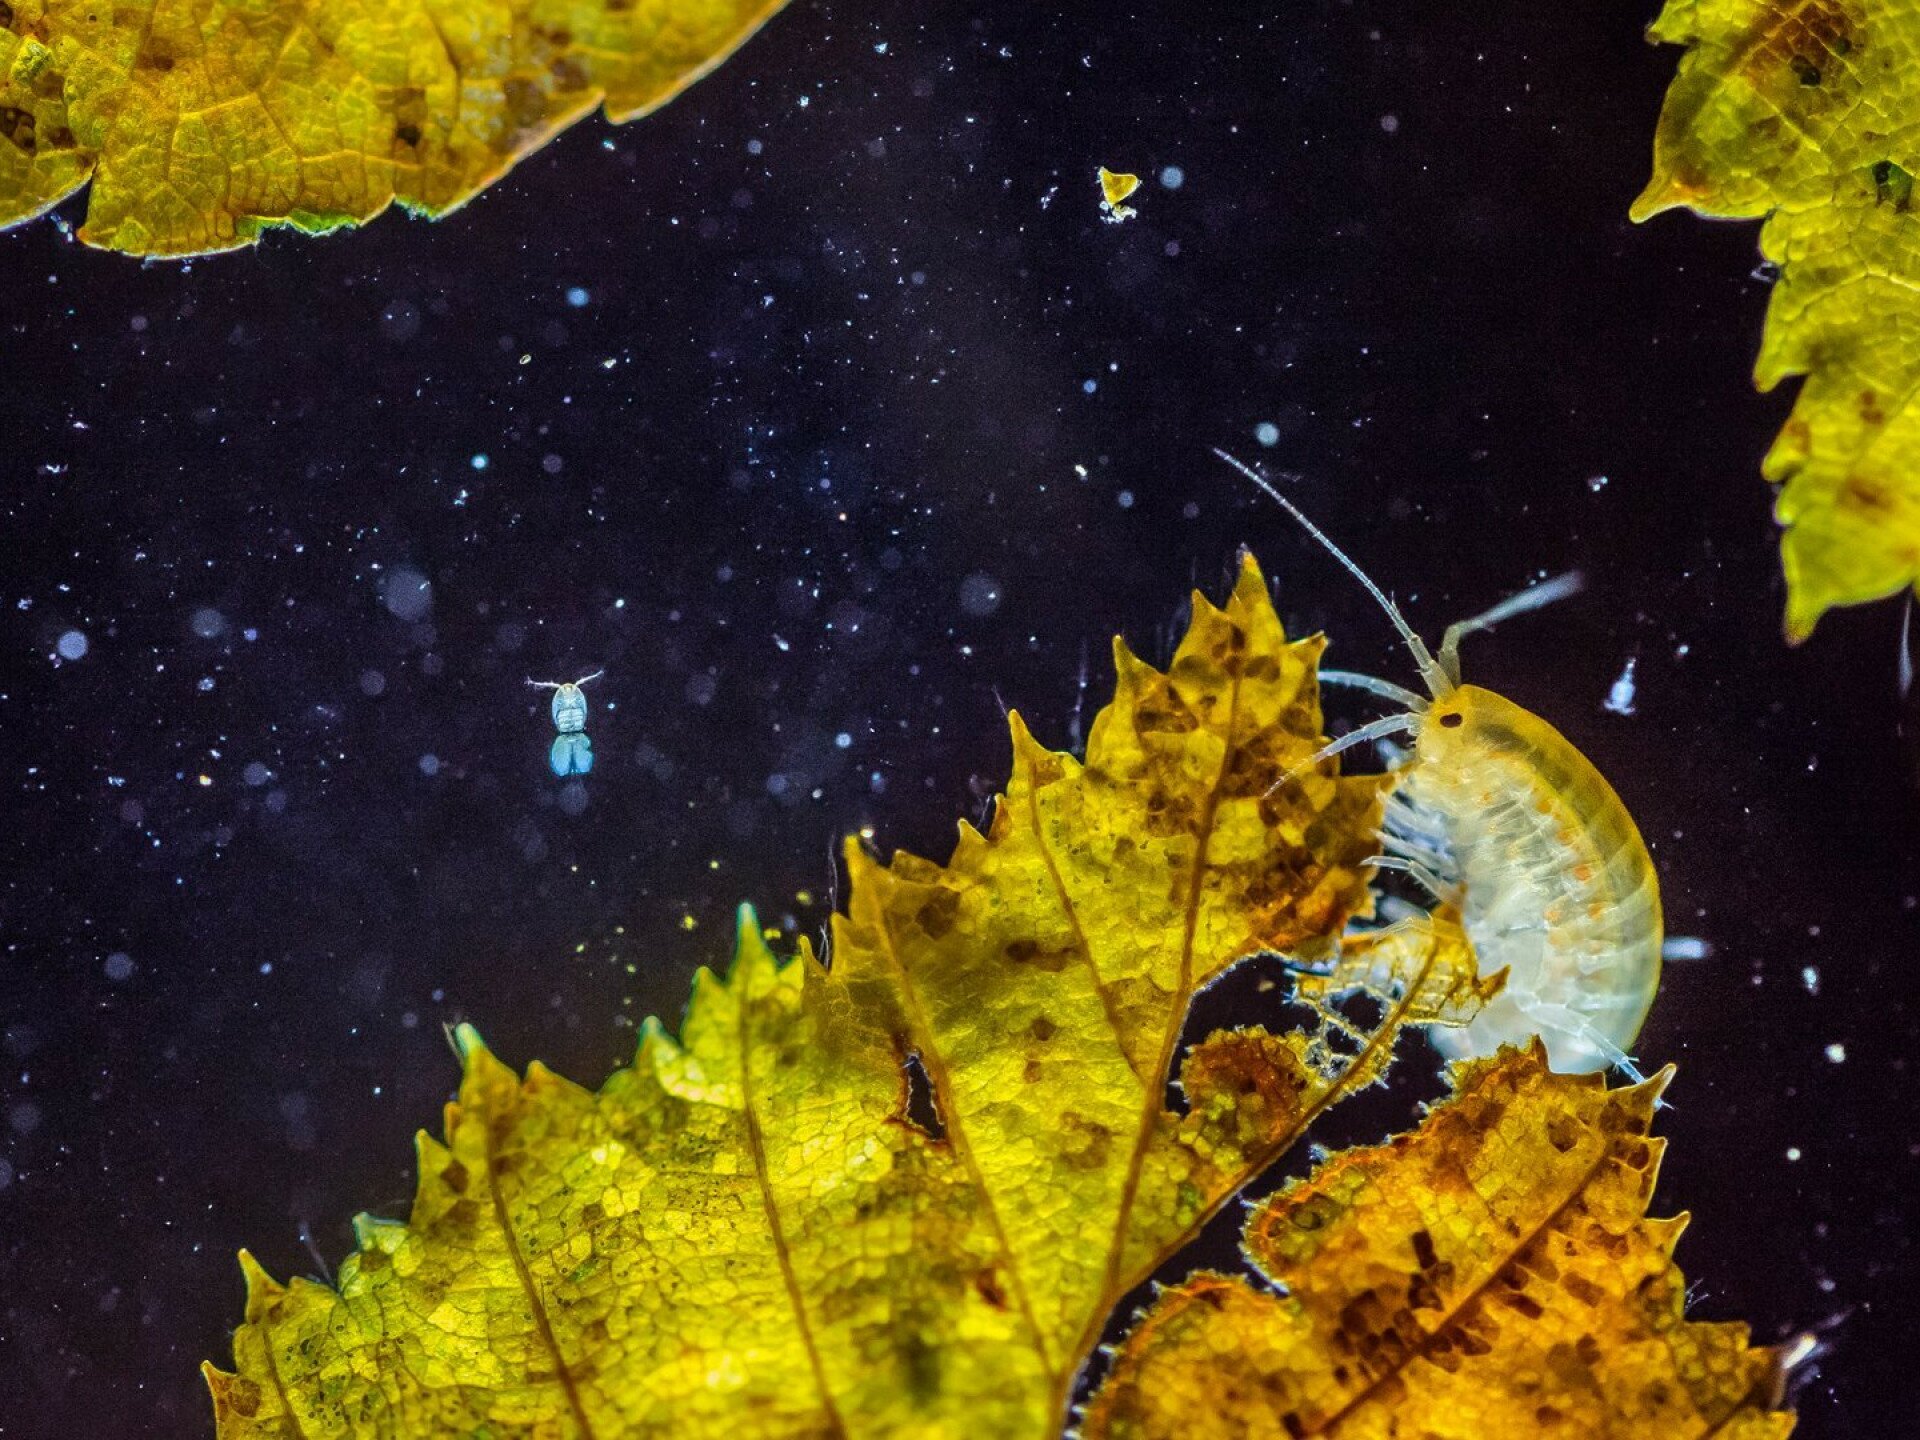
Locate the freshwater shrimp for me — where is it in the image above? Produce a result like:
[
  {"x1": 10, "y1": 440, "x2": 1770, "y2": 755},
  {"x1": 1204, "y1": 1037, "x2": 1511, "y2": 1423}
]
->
[
  {"x1": 1216, "y1": 450, "x2": 1662, "y2": 1076},
  {"x1": 528, "y1": 671, "x2": 604, "y2": 777}
]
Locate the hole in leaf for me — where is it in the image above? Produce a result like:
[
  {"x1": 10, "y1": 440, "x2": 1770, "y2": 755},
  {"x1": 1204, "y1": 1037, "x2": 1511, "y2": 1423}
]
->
[
  {"x1": 1873, "y1": 159, "x2": 1914, "y2": 210},
  {"x1": 901, "y1": 1050, "x2": 945, "y2": 1141}
]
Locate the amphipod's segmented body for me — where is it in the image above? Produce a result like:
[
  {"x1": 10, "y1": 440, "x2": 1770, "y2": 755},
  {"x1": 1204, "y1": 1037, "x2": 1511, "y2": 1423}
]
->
[
  {"x1": 528, "y1": 671, "x2": 604, "y2": 777},
  {"x1": 1387, "y1": 684, "x2": 1662, "y2": 1074},
  {"x1": 1217, "y1": 451, "x2": 1662, "y2": 1075}
]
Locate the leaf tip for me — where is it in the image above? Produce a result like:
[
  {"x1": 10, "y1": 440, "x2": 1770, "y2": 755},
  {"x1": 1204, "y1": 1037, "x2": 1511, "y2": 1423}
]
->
[
  {"x1": 1232, "y1": 546, "x2": 1270, "y2": 596},
  {"x1": 236, "y1": 1249, "x2": 283, "y2": 1321},
  {"x1": 1628, "y1": 174, "x2": 1692, "y2": 223},
  {"x1": 734, "y1": 900, "x2": 763, "y2": 949},
  {"x1": 450, "y1": 1021, "x2": 489, "y2": 1064}
]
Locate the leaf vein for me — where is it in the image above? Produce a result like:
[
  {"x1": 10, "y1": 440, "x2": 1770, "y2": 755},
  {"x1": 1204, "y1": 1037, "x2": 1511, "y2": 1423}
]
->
[
  {"x1": 1313, "y1": 1086, "x2": 1619, "y2": 1436},
  {"x1": 481, "y1": 1108, "x2": 598, "y2": 1440},
  {"x1": 736, "y1": 973, "x2": 850, "y2": 1439}
]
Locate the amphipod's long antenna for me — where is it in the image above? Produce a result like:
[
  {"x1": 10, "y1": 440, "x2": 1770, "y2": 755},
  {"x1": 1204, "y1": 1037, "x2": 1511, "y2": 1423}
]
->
[
  {"x1": 1435, "y1": 573, "x2": 1584, "y2": 685},
  {"x1": 526, "y1": 669, "x2": 605, "y2": 691},
  {"x1": 1213, "y1": 448, "x2": 1451, "y2": 699}
]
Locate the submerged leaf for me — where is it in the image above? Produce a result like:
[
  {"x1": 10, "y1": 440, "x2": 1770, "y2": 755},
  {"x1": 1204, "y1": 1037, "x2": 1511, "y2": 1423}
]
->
[
  {"x1": 1634, "y1": 0, "x2": 1920, "y2": 639},
  {"x1": 206, "y1": 557, "x2": 1400, "y2": 1437},
  {"x1": 0, "y1": 0, "x2": 787, "y2": 256},
  {"x1": 1082, "y1": 1045, "x2": 1796, "y2": 1440}
]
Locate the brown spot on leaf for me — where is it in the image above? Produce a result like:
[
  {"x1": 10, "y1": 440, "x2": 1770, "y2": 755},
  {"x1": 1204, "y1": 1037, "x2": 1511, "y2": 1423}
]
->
[
  {"x1": 1411, "y1": 1228, "x2": 1438, "y2": 1271},
  {"x1": 1057, "y1": 1112, "x2": 1113, "y2": 1170},
  {"x1": 1545, "y1": 1111, "x2": 1581, "y2": 1153},
  {"x1": 974, "y1": 1268, "x2": 1008, "y2": 1309},
  {"x1": 915, "y1": 887, "x2": 960, "y2": 939},
  {"x1": 222, "y1": 1376, "x2": 263, "y2": 1418},
  {"x1": 503, "y1": 76, "x2": 548, "y2": 132},
  {"x1": 0, "y1": 106, "x2": 36, "y2": 153},
  {"x1": 1003, "y1": 937, "x2": 1071, "y2": 971}
]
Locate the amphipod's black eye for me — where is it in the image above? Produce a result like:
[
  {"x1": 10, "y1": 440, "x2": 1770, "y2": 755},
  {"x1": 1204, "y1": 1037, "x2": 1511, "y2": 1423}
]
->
[{"x1": 1438, "y1": 712, "x2": 1464, "y2": 728}]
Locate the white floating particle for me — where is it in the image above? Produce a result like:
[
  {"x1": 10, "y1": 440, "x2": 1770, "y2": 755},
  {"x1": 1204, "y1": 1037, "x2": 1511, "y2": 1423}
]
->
[
  {"x1": 1603, "y1": 657, "x2": 1637, "y2": 716},
  {"x1": 56, "y1": 629, "x2": 87, "y2": 661},
  {"x1": 1824, "y1": 1042, "x2": 1846, "y2": 1063},
  {"x1": 1786, "y1": 1147, "x2": 1802, "y2": 1162},
  {"x1": 1802, "y1": 965, "x2": 1820, "y2": 995},
  {"x1": 470, "y1": 453, "x2": 489, "y2": 471},
  {"x1": 1254, "y1": 422, "x2": 1280, "y2": 447},
  {"x1": 565, "y1": 286, "x2": 590, "y2": 308},
  {"x1": 379, "y1": 566, "x2": 432, "y2": 623},
  {"x1": 1158, "y1": 165, "x2": 1184, "y2": 189},
  {"x1": 958, "y1": 572, "x2": 1003, "y2": 618},
  {"x1": 103, "y1": 951, "x2": 134, "y2": 982}
]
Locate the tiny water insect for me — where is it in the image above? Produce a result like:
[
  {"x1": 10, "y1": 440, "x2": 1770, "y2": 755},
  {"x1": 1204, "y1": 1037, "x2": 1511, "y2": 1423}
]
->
[
  {"x1": 527, "y1": 671, "x2": 604, "y2": 777},
  {"x1": 1217, "y1": 449, "x2": 1665, "y2": 1077}
]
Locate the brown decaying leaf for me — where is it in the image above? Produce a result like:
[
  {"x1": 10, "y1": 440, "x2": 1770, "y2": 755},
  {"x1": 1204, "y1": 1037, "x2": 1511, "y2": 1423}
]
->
[{"x1": 1082, "y1": 1044, "x2": 1797, "y2": 1440}]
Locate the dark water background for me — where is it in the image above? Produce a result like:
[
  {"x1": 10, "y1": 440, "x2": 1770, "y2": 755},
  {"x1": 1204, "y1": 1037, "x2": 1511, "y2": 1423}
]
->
[{"x1": 3, "y1": 1, "x2": 1916, "y2": 1433}]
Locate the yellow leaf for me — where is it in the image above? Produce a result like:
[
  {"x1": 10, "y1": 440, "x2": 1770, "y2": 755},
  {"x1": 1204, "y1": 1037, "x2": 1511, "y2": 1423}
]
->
[
  {"x1": 0, "y1": 0, "x2": 787, "y2": 256},
  {"x1": 205, "y1": 556, "x2": 1404, "y2": 1437},
  {"x1": 1293, "y1": 903, "x2": 1501, "y2": 1036},
  {"x1": 1098, "y1": 165, "x2": 1140, "y2": 221},
  {"x1": 1082, "y1": 1045, "x2": 1797, "y2": 1440},
  {"x1": 1633, "y1": 0, "x2": 1920, "y2": 640}
]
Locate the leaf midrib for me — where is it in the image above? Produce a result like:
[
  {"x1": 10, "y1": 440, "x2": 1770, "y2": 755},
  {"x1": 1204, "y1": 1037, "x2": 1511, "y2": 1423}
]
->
[
  {"x1": 1309, "y1": 1093, "x2": 1621, "y2": 1436},
  {"x1": 1100, "y1": 659, "x2": 1247, "y2": 1306},
  {"x1": 482, "y1": 1108, "x2": 599, "y2": 1440},
  {"x1": 737, "y1": 974, "x2": 851, "y2": 1439}
]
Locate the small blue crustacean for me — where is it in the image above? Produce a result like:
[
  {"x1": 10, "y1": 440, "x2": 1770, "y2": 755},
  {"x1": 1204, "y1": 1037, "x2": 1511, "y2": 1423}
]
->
[{"x1": 527, "y1": 670, "x2": 603, "y2": 777}]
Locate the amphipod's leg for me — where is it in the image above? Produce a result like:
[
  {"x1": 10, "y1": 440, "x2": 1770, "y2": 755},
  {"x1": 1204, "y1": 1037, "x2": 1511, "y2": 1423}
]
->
[
  {"x1": 1267, "y1": 712, "x2": 1418, "y2": 796},
  {"x1": 1363, "y1": 854, "x2": 1463, "y2": 907},
  {"x1": 1316, "y1": 669, "x2": 1427, "y2": 711}
]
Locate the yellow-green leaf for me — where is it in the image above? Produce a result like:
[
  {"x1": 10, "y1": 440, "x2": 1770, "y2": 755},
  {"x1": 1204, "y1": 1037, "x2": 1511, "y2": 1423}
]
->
[
  {"x1": 0, "y1": 0, "x2": 787, "y2": 256},
  {"x1": 1082, "y1": 1045, "x2": 1796, "y2": 1440},
  {"x1": 1634, "y1": 0, "x2": 1920, "y2": 640},
  {"x1": 205, "y1": 556, "x2": 1405, "y2": 1438}
]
